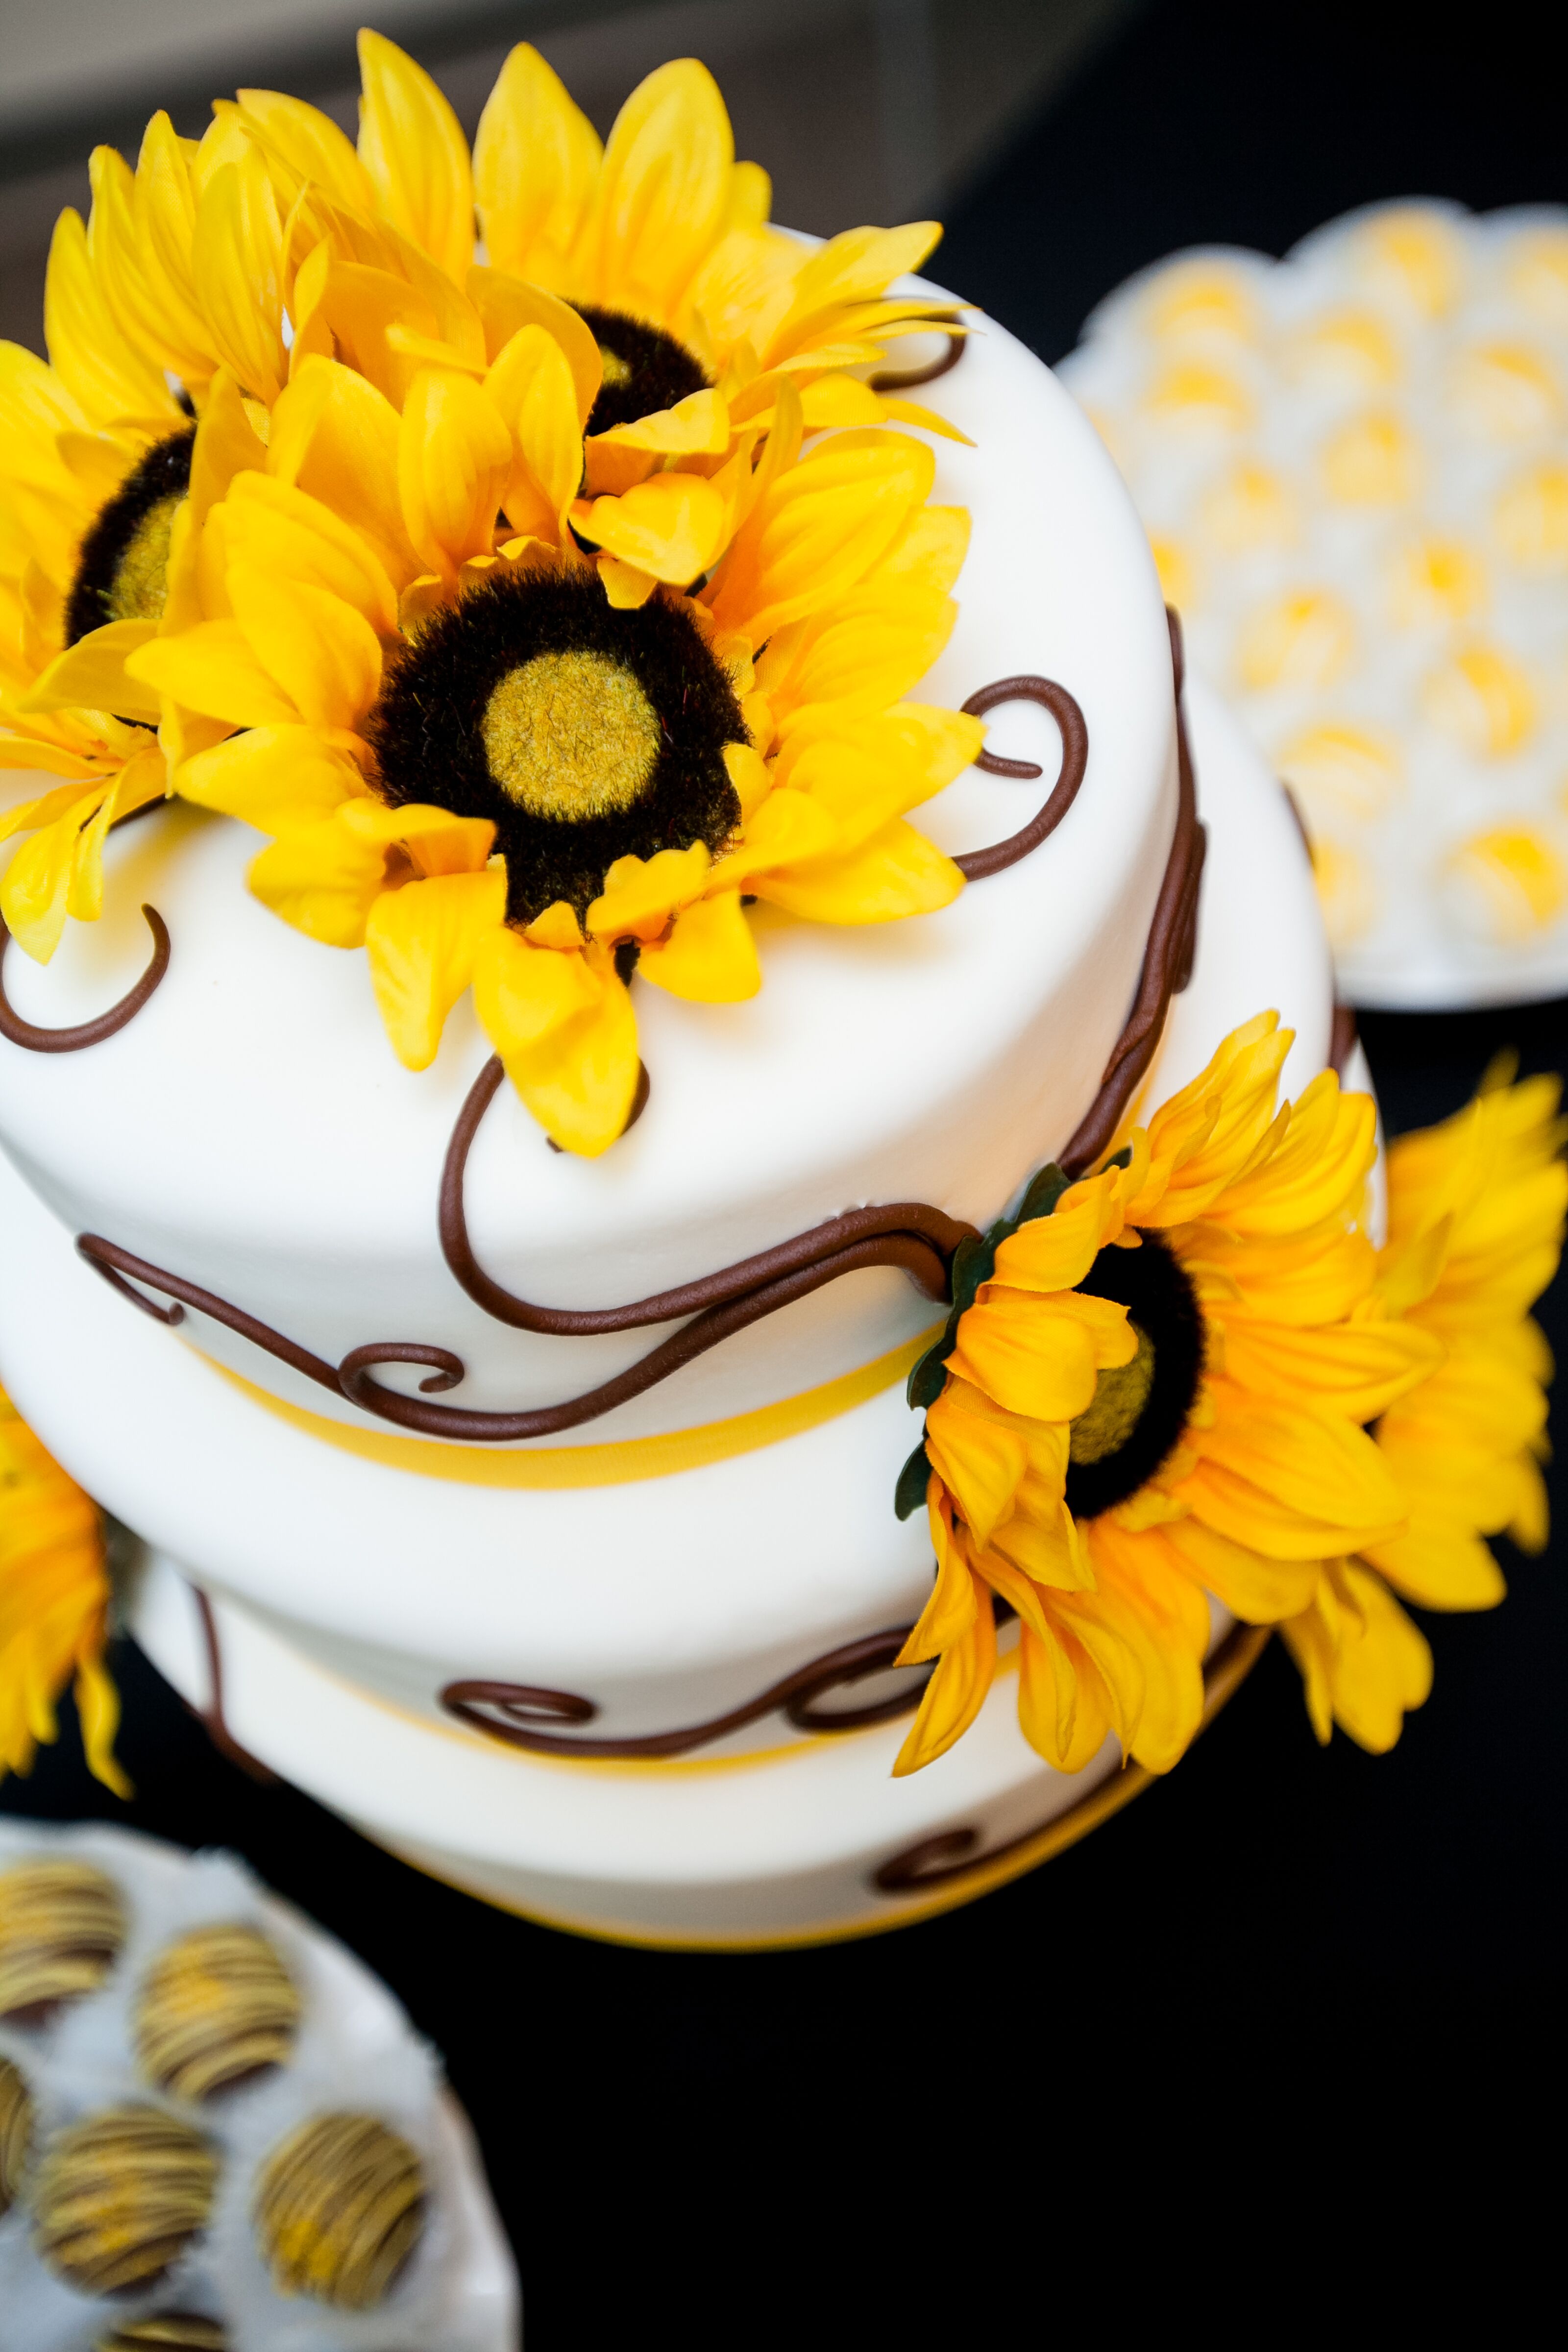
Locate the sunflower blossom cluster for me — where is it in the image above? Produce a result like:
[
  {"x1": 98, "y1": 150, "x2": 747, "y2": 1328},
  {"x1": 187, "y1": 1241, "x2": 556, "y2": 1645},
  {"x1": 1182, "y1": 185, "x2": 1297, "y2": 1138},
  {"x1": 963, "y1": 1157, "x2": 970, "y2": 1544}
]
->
[
  {"x1": 0, "y1": 30, "x2": 979, "y2": 1153},
  {"x1": 892, "y1": 1014, "x2": 1447, "y2": 1777},
  {"x1": 0, "y1": 1386, "x2": 127, "y2": 1796},
  {"x1": 1283, "y1": 1060, "x2": 1566, "y2": 1752}
]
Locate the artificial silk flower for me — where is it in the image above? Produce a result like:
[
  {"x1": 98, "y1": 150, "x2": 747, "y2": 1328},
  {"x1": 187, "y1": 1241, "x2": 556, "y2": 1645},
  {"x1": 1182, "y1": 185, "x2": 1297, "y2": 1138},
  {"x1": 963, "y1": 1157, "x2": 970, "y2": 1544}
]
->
[
  {"x1": 0, "y1": 208, "x2": 191, "y2": 956},
  {"x1": 893, "y1": 1013, "x2": 1440, "y2": 1779},
  {"x1": 65, "y1": 33, "x2": 966, "y2": 602},
  {"x1": 255, "y1": 36, "x2": 970, "y2": 594},
  {"x1": 120, "y1": 360, "x2": 978, "y2": 1154},
  {"x1": 0, "y1": 1387, "x2": 127, "y2": 1798},
  {"x1": 1282, "y1": 1059, "x2": 1565, "y2": 1751}
]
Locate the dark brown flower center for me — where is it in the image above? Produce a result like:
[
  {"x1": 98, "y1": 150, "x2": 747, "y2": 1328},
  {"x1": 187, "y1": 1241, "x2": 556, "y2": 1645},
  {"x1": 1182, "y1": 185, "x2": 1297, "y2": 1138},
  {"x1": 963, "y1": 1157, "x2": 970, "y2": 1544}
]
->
[
  {"x1": 1064, "y1": 1231, "x2": 1204, "y2": 1519},
  {"x1": 66, "y1": 428, "x2": 195, "y2": 645},
  {"x1": 574, "y1": 305, "x2": 710, "y2": 436},
  {"x1": 368, "y1": 565, "x2": 745, "y2": 925}
]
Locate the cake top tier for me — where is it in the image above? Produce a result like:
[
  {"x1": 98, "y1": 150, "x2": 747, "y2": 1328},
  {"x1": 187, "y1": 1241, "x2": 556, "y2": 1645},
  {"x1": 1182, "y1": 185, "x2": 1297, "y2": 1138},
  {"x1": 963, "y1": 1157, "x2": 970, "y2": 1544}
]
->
[{"x1": 1, "y1": 297, "x2": 1175, "y2": 1439}]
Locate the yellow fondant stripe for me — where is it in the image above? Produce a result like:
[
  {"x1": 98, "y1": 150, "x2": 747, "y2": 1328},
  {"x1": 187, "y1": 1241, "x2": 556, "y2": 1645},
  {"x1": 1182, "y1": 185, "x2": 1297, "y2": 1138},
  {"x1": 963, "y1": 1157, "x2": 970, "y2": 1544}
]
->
[{"x1": 209, "y1": 1327, "x2": 939, "y2": 1490}]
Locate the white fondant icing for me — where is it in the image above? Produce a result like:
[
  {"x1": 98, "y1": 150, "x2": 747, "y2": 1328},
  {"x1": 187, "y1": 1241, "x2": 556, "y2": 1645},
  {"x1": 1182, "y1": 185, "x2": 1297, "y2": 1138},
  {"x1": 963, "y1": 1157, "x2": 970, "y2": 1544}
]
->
[
  {"x1": 0, "y1": 682, "x2": 1334, "y2": 1946},
  {"x1": 0, "y1": 298, "x2": 1176, "y2": 1439}
]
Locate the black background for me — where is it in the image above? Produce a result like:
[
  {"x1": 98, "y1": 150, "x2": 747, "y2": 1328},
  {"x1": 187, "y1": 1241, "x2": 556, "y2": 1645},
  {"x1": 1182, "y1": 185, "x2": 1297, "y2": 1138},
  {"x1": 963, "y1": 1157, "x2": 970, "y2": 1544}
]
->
[{"x1": 4, "y1": 2, "x2": 1565, "y2": 2335}]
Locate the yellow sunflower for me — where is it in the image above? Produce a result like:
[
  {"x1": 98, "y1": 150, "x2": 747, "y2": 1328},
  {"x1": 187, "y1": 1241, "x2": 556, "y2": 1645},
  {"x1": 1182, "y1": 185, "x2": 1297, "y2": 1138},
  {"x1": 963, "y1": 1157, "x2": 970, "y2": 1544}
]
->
[
  {"x1": 893, "y1": 1012, "x2": 1443, "y2": 1778},
  {"x1": 246, "y1": 36, "x2": 966, "y2": 593},
  {"x1": 120, "y1": 354, "x2": 977, "y2": 1153},
  {"x1": 2, "y1": 30, "x2": 969, "y2": 956},
  {"x1": 0, "y1": 205, "x2": 194, "y2": 957},
  {"x1": 0, "y1": 1386, "x2": 127, "y2": 1797},
  {"x1": 1282, "y1": 1059, "x2": 1566, "y2": 1752}
]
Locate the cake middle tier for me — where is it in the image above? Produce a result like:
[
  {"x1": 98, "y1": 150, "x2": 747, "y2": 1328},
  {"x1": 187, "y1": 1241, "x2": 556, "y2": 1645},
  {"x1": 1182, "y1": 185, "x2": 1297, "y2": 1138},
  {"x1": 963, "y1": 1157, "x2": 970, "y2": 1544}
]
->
[{"x1": 0, "y1": 678, "x2": 1330, "y2": 1758}]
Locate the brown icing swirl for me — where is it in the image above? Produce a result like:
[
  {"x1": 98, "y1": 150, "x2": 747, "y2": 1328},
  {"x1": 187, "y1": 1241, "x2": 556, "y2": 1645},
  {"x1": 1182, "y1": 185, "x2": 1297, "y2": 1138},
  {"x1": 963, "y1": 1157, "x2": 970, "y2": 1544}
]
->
[
  {"x1": 189, "y1": 1588, "x2": 278, "y2": 1785},
  {"x1": 954, "y1": 677, "x2": 1089, "y2": 881},
  {"x1": 0, "y1": 905, "x2": 169, "y2": 1054},
  {"x1": 1057, "y1": 610, "x2": 1205, "y2": 1177},
  {"x1": 442, "y1": 1054, "x2": 974, "y2": 1335},
  {"x1": 338, "y1": 1227, "x2": 955, "y2": 1439},
  {"x1": 75, "y1": 633, "x2": 1203, "y2": 1445},
  {"x1": 441, "y1": 1625, "x2": 929, "y2": 1760},
  {"x1": 867, "y1": 316, "x2": 965, "y2": 392}
]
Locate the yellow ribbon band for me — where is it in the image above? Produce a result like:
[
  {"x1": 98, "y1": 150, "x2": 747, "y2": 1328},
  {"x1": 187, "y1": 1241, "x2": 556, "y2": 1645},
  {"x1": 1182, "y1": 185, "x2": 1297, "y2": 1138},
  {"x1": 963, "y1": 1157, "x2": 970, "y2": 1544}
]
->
[{"x1": 211, "y1": 1326, "x2": 938, "y2": 1491}]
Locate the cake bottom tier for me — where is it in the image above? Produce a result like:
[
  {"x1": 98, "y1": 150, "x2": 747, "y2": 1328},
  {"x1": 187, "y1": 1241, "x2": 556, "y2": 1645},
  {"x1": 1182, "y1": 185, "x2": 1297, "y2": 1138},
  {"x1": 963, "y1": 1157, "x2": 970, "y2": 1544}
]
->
[{"x1": 132, "y1": 1552, "x2": 1267, "y2": 1948}]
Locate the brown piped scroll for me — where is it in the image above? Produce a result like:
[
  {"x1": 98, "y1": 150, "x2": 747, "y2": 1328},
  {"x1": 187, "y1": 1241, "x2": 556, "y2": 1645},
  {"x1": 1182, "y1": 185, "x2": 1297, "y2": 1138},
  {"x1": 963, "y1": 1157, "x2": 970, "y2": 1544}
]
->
[
  {"x1": 441, "y1": 1625, "x2": 929, "y2": 1760},
  {"x1": 868, "y1": 315, "x2": 965, "y2": 392},
  {"x1": 338, "y1": 1225, "x2": 955, "y2": 1439},
  {"x1": 76, "y1": 1236, "x2": 342, "y2": 1391},
  {"x1": 442, "y1": 1056, "x2": 973, "y2": 1335},
  {"x1": 0, "y1": 905, "x2": 169, "y2": 1054},
  {"x1": 189, "y1": 1588, "x2": 278, "y2": 1786},
  {"x1": 1057, "y1": 610, "x2": 1205, "y2": 1178},
  {"x1": 954, "y1": 678, "x2": 1089, "y2": 882},
  {"x1": 75, "y1": 637, "x2": 1201, "y2": 1445}
]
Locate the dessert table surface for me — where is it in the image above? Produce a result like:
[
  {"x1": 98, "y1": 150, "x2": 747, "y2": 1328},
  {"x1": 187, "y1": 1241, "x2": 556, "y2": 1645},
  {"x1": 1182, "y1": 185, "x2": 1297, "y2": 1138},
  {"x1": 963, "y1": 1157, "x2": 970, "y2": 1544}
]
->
[{"x1": 5, "y1": 0, "x2": 1562, "y2": 2332}]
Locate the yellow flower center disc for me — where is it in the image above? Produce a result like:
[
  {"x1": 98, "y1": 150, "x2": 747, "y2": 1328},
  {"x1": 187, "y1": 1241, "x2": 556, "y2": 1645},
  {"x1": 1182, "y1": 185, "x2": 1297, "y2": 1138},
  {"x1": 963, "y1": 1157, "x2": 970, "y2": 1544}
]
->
[
  {"x1": 481, "y1": 649, "x2": 662, "y2": 822},
  {"x1": 108, "y1": 494, "x2": 181, "y2": 625},
  {"x1": 1069, "y1": 1323, "x2": 1156, "y2": 1466},
  {"x1": 598, "y1": 348, "x2": 632, "y2": 390}
]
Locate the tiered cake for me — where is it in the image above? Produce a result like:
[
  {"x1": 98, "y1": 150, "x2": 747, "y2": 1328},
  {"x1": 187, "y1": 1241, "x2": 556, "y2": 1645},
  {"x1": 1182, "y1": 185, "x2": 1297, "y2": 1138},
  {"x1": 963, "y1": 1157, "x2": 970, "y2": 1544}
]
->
[{"x1": 0, "y1": 291, "x2": 1334, "y2": 1944}]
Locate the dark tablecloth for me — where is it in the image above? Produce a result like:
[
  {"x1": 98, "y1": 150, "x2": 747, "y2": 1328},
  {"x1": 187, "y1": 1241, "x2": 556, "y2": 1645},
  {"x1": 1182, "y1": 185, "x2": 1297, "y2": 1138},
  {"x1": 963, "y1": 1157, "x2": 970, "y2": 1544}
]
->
[{"x1": 5, "y1": 3, "x2": 1563, "y2": 2332}]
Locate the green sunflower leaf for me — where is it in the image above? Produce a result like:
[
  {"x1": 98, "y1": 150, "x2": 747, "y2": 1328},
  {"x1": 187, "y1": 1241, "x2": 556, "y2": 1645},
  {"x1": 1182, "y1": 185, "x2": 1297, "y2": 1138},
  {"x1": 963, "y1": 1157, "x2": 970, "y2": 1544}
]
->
[
  {"x1": 906, "y1": 1343, "x2": 953, "y2": 1410},
  {"x1": 948, "y1": 1233, "x2": 997, "y2": 1319},
  {"x1": 1016, "y1": 1161, "x2": 1070, "y2": 1224},
  {"x1": 894, "y1": 1440, "x2": 932, "y2": 1520}
]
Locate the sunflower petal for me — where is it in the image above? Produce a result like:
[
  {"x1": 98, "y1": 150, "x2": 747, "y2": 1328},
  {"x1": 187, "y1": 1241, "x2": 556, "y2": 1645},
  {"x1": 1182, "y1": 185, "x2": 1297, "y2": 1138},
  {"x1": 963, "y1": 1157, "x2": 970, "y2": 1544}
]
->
[
  {"x1": 232, "y1": 87, "x2": 378, "y2": 213},
  {"x1": 637, "y1": 890, "x2": 761, "y2": 1003},
  {"x1": 590, "y1": 387, "x2": 731, "y2": 456},
  {"x1": 176, "y1": 724, "x2": 365, "y2": 832},
  {"x1": 486, "y1": 326, "x2": 581, "y2": 543},
  {"x1": 357, "y1": 30, "x2": 474, "y2": 285},
  {"x1": 269, "y1": 357, "x2": 422, "y2": 591},
  {"x1": 44, "y1": 208, "x2": 175, "y2": 431},
  {"x1": 707, "y1": 428, "x2": 936, "y2": 642},
  {"x1": 571, "y1": 473, "x2": 729, "y2": 585},
  {"x1": 365, "y1": 865, "x2": 509, "y2": 1069},
  {"x1": 946, "y1": 1294, "x2": 1115, "y2": 1424},
  {"x1": 398, "y1": 368, "x2": 512, "y2": 581},
  {"x1": 0, "y1": 789, "x2": 108, "y2": 960},
  {"x1": 227, "y1": 574, "x2": 381, "y2": 732},
  {"x1": 1281, "y1": 1560, "x2": 1432, "y2": 1753},
  {"x1": 222, "y1": 472, "x2": 399, "y2": 635},
  {"x1": 20, "y1": 622, "x2": 162, "y2": 726},
  {"x1": 473, "y1": 44, "x2": 602, "y2": 291},
  {"x1": 469, "y1": 266, "x2": 602, "y2": 425},
  {"x1": 893, "y1": 1582, "x2": 995, "y2": 1775},
  {"x1": 128, "y1": 619, "x2": 300, "y2": 728},
  {"x1": 925, "y1": 1385, "x2": 1029, "y2": 1548},
  {"x1": 752, "y1": 815, "x2": 962, "y2": 923},
  {"x1": 1017, "y1": 1619, "x2": 1111, "y2": 1776},
  {"x1": 247, "y1": 812, "x2": 389, "y2": 947},
  {"x1": 583, "y1": 59, "x2": 734, "y2": 320},
  {"x1": 191, "y1": 153, "x2": 287, "y2": 403}
]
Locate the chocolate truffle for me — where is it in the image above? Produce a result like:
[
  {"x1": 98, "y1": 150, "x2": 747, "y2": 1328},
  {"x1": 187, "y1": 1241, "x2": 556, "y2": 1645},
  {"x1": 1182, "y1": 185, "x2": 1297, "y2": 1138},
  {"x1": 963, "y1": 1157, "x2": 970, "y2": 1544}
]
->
[
  {"x1": 254, "y1": 2112, "x2": 425, "y2": 2309},
  {"x1": 0, "y1": 1857, "x2": 125, "y2": 2022},
  {"x1": 32, "y1": 2105, "x2": 219, "y2": 2295},
  {"x1": 135, "y1": 1924, "x2": 301, "y2": 2102},
  {"x1": 0, "y1": 2053, "x2": 33, "y2": 2217}
]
